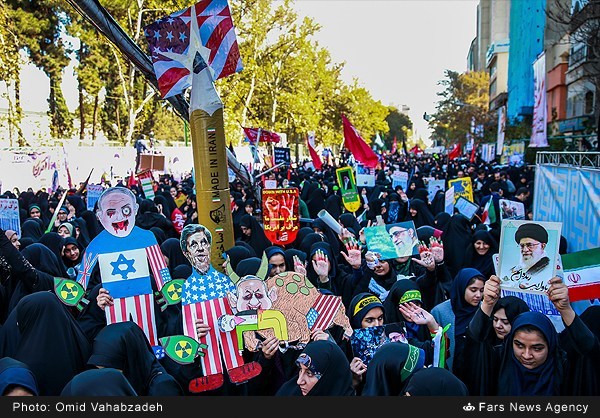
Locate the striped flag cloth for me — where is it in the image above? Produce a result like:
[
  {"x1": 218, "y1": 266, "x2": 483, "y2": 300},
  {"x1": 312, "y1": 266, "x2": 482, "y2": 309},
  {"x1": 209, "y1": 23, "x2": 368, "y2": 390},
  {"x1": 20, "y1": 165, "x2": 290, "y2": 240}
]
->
[
  {"x1": 562, "y1": 247, "x2": 600, "y2": 302},
  {"x1": 137, "y1": 171, "x2": 155, "y2": 200},
  {"x1": 144, "y1": 0, "x2": 242, "y2": 99},
  {"x1": 306, "y1": 293, "x2": 342, "y2": 331}
]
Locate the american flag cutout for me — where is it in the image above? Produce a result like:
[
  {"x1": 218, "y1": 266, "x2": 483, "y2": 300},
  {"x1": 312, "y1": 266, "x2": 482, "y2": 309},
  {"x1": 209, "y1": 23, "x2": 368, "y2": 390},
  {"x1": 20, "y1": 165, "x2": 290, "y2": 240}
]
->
[
  {"x1": 77, "y1": 251, "x2": 99, "y2": 290},
  {"x1": 306, "y1": 293, "x2": 342, "y2": 331},
  {"x1": 181, "y1": 268, "x2": 242, "y2": 375},
  {"x1": 144, "y1": 0, "x2": 242, "y2": 99},
  {"x1": 98, "y1": 249, "x2": 159, "y2": 346},
  {"x1": 145, "y1": 244, "x2": 171, "y2": 291}
]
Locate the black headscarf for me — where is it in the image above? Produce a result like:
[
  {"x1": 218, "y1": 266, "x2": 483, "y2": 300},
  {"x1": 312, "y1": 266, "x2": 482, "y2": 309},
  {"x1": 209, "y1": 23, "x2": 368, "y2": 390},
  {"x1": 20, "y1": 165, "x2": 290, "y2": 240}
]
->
[
  {"x1": 223, "y1": 245, "x2": 253, "y2": 273},
  {"x1": 0, "y1": 292, "x2": 91, "y2": 395},
  {"x1": 361, "y1": 342, "x2": 425, "y2": 396},
  {"x1": 403, "y1": 367, "x2": 469, "y2": 395},
  {"x1": 150, "y1": 226, "x2": 167, "y2": 246},
  {"x1": 87, "y1": 321, "x2": 183, "y2": 396},
  {"x1": 292, "y1": 227, "x2": 314, "y2": 249},
  {"x1": 283, "y1": 248, "x2": 307, "y2": 272},
  {"x1": 160, "y1": 237, "x2": 191, "y2": 274},
  {"x1": 383, "y1": 279, "x2": 423, "y2": 325},
  {"x1": 406, "y1": 198, "x2": 434, "y2": 228},
  {"x1": 463, "y1": 229, "x2": 499, "y2": 280},
  {"x1": 38, "y1": 232, "x2": 69, "y2": 277},
  {"x1": 0, "y1": 357, "x2": 39, "y2": 396},
  {"x1": 66, "y1": 195, "x2": 86, "y2": 217},
  {"x1": 275, "y1": 340, "x2": 355, "y2": 396},
  {"x1": 239, "y1": 214, "x2": 272, "y2": 257},
  {"x1": 306, "y1": 241, "x2": 337, "y2": 289},
  {"x1": 20, "y1": 218, "x2": 44, "y2": 242},
  {"x1": 21, "y1": 242, "x2": 68, "y2": 278},
  {"x1": 451, "y1": 268, "x2": 484, "y2": 338},
  {"x1": 442, "y1": 214, "x2": 473, "y2": 278},
  {"x1": 79, "y1": 209, "x2": 101, "y2": 239},
  {"x1": 61, "y1": 368, "x2": 138, "y2": 396},
  {"x1": 497, "y1": 311, "x2": 563, "y2": 396},
  {"x1": 434, "y1": 212, "x2": 451, "y2": 230},
  {"x1": 233, "y1": 240, "x2": 257, "y2": 258},
  {"x1": 235, "y1": 257, "x2": 262, "y2": 277},
  {"x1": 62, "y1": 236, "x2": 84, "y2": 269},
  {"x1": 339, "y1": 213, "x2": 361, "y2": 239},
  {"x1": 492, "y1": 296, "x2": 530, "y2": 328},
  {"x1": 297, "y1": 232, "x2": 326, "y2": 260},
  {"x1": 348, "y1": 292, "x2": 385, "y2": 329}
]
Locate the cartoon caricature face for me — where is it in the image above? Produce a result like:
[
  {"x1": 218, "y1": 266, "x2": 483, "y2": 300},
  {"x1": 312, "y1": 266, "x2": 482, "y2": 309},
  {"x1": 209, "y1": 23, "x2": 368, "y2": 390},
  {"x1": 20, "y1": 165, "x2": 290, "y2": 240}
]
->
[
  {"x1": 227, "y1": 277, "x2": 277, "y2": 313},
  {"x1": 181, "y1": 224, "x2": 212, "y2": 275},
  {"x1": 96, "y1": 187, "x2": 139, "y2": 238}
]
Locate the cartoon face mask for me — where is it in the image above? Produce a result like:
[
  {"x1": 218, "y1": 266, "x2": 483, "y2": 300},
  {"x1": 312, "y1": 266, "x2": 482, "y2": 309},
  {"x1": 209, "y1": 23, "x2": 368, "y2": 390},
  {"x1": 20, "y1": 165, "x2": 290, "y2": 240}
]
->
[{"x1": 96, "y1": 188, "x2": 139, "y2": 238}]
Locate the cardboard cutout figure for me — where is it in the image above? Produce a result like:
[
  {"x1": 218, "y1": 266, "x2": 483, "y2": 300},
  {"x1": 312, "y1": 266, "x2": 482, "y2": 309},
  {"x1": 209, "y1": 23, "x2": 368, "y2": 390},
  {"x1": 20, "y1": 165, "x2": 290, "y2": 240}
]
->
[
  {"x1": 179, "y1": 224, "x2": 261, "y2": 393},
  {"x1": 336, "y1": 167, "x2": 361, "y2": 212},
  {"x1": 231, "y1": 269, "x2": 353, "y2": 352},
  {"x1": 76, "y1": 187, "x2": 173, "y2": 355}
]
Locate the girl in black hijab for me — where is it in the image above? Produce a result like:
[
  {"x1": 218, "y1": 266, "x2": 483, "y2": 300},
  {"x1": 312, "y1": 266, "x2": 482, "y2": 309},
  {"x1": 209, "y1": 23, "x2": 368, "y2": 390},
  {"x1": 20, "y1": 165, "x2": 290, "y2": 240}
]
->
[
  {"x1": 20, "y1": 218, "x2": 44, "y2": 242},
  {"x1": 275, "y1": 340, "x2": 355, "y2": 396},
  {"x1": 160, "y1": 237, "x2": 191, "y2": 275},
  {"x1": 406, "y1": 198, "x2": 435, "y2": 228},
  {"x1": 223, "y1": 245, "x2": 254, "y2": 274},
  {"x1": 239, "y1": 214, "x2": 272, "y2": 257},
  {"x1": 361, "y1": 342, "x2": 425, "y2": 396},
  {"x1": 0, "y1": 292, "x2": 91, "y2": 395},
  {"x1": 402, "y1": 367, "x2": 468, "y2": 396},
  {"x1": 87, "y1": 321, "x2": 183, "y2": 396},
  {"x1": 38, "y1": 232, "x2": 69, "y2": 278},
  {"x1": 463, "y1": 229, "x2": 499, "y2": 279},
  {"x1": 61, "y1": 368, "x2": 138, "y2": 396},
  {"x1": 292, "y1": 227, "x2": 314, "y2": 249},
  {"x1": 441, "y1": 213, "x2": 473, "y2": 279}
]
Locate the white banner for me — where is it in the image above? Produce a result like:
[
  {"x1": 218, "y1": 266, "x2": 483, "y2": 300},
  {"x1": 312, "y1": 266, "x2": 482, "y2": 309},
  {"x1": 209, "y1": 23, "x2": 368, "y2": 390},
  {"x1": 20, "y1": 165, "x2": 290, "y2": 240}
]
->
[{"x1": 530, "y1": 53, "x2": 548, "y2": 147}]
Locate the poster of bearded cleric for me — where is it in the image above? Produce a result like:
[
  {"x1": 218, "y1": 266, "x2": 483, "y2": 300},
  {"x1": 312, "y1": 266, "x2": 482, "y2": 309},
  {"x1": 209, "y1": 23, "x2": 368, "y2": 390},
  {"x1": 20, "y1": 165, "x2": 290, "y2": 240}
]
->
[{"x1": 498, "y1": 220, "x2": 562, "y2": 296}]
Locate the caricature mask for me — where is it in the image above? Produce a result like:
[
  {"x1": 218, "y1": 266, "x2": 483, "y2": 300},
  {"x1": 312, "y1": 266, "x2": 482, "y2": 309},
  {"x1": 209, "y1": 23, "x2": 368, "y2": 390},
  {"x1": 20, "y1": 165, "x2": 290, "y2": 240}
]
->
[{"x1": 96, "y1": 187, "x2": 139, "y2": 238}]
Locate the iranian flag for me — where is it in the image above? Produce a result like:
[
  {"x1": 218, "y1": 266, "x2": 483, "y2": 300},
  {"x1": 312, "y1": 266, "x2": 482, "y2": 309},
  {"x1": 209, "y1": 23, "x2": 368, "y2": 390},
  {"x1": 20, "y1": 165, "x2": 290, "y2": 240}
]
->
[
  {"x1": 481, "y1": 198, "x2": 496, "y2": 225},
  {"x1": 562, "y1": 247, "x2": 600, "y2": 302}
]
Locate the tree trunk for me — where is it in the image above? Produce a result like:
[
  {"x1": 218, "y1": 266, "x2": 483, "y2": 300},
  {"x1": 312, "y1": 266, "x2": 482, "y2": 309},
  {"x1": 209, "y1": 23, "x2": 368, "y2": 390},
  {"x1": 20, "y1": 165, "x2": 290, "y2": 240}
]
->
[
  {"x1": 78, "y1": 78, "x2": 85, "y2": 141},
  {"x1": 14, "y1": 78, "x2": 26, "y2": 147},
  {"x1": 92, "y1": 94, "x2": 99, "y2": 141}
]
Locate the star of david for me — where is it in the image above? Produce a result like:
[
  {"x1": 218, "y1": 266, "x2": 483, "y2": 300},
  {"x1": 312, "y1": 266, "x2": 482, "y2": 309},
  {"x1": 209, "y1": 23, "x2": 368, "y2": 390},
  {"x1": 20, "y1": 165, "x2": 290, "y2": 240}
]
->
[{"x1": 110, "y1": 254, "x2": 136, "y2": 279}]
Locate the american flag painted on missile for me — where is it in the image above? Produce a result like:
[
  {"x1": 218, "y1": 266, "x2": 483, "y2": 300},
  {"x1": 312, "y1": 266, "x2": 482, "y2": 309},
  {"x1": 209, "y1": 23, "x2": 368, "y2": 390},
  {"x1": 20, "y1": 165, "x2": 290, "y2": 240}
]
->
[
  {"x1": 144, "y1": 0, "x2": 242, "y2": 99},
  {"x1": 306, "y1": 293, "x2": 343, "y2": 331},
  {"x1": 181, "y1": 267, "x2": 242, "y2": 375}
]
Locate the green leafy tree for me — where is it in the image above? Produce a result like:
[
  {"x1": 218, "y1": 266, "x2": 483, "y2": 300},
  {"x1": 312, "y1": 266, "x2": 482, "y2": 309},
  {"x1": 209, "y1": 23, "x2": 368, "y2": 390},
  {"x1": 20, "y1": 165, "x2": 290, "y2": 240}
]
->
[{"x1": 385, "y1": 107, "x2": 413, "y2": 152}]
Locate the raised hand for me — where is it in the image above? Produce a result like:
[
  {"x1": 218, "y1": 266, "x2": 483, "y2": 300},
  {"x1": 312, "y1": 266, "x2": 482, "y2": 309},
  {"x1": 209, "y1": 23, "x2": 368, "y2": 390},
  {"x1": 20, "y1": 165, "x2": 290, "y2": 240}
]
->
[
  {"x1": 412, "y1": 241, "x2": 435, "y2": 271},
  {"x1": 312, "y1": 249, "x2": 330, "y2": 280},
  {"x1": 341, "y1": 239, "x2": 362, "y2": 269},
  {"x1": 547, "y1": 276, "x2": 575, "y2": 325},
  {"x1": 293, "y1": 254, "x2": 307, "y2": 276},
  {"x1": 195, "y1": 318, "x2": 211, "y2": 340},
  {"x1": 429, "y1": 236, "x2": 444, "y2": 264},
  {"x1": 398, "y1": 302, "x2": 437, "y2": 331},
  {"x1": 260, "y1": 335, "x2": 280, "y2": 360}
]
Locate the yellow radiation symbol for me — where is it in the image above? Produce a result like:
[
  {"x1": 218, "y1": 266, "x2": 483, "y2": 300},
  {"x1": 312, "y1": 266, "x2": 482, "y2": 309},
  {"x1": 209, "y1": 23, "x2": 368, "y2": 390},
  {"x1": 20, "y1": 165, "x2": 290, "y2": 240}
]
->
[
  {"x1": 175, "y1": 341, "x2": 192, "y2": 359},
  {"x1": 60, "y1": 282, "x2": 78, "y2": 301},
  {"x1": 166, "y1": 281, "x2": 182, "y2": 301}
]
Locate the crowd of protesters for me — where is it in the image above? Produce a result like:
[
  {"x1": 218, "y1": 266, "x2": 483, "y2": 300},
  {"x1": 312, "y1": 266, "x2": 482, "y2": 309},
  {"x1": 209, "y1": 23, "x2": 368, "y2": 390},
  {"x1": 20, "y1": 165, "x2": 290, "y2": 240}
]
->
[{"x1": 0, "y1": 148, "x2": 598, "y2": 397}]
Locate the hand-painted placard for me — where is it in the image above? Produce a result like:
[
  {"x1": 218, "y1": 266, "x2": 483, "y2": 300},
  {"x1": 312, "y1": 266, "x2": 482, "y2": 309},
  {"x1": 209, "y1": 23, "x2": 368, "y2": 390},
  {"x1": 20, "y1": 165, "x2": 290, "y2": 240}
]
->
[{"x1": 262, "y1": 188, "x2": 299, "y2": 245}]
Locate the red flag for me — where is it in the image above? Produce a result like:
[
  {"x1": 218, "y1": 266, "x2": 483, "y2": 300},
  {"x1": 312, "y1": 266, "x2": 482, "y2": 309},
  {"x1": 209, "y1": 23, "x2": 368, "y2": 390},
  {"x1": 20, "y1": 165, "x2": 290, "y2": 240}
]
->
[
  {"x1": 470, "y1": 143, "x2": 477, "y2": 163},
  {"x1": 242, "y1": 127, "x2": 281, "y2": 143},
  {"x1": 448, "y1": 143, "x2": 461, "y2": 160},
  {"x1": 391, "y1": 136, "x2": 398, "y2": 154},
  {"x1": 144, "y1": 0, "x2": 242, "y2": 99},
  {"x1": 341, "y1": 114, "x2": 379, "y2": 168},
  {"x1": 307, "y1": 132, "x2": 323, "y2": 170}
]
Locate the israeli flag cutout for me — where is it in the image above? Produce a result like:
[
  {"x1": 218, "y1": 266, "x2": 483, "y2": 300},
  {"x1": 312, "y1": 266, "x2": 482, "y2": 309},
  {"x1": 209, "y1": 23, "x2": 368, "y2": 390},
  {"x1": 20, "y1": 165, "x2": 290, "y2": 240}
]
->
[{"x1": 99, "y1": 248, "x2": 152, "y2": 299}]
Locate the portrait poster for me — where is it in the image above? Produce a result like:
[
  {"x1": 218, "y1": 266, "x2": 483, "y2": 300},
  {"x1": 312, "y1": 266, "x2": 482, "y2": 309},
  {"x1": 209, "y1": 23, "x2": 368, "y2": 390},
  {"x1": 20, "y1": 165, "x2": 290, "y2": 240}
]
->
[
  {"x1": 392, "y1": 170, "x2": 409, "y2": 191},
  {"x1": 498, "y1": 220, "x2": 562, "y2": 295},
  {"x1": 426, "y1": 179, "x2": 445, "y2": 203},
  {"x1": 350, "y1": 323, "x2": 406, "y2": 367},
  {"x1": 499, "y1": 199, "x2": 525, "y2": 220},
  {"x1": 444, "y1": 186, "x2": 455, "y2": 215},
  {"x1": 86, "y1": 184, "x2": 104, "y2": 211},
  {"x1": 261, "y1": 188, "x2": 299, "y2": 245},
  {"x1": 454, "y1": 196, "x2": 479, "y2": 221},
  {"x1": 336, "y1": 166, "x2": 361, "y2": 212},
  {"x1": 363, "y1": 221, "x2": 418, "y2": 260},
  {"x1": 448, "y1": 177, "x2": 473, "y2": 204},
  {"x1": 263, "y1": 179, "x2": 277, "y2": 189},
  {"x1": 0, "y1": 198, "x2": 21, "y2": 238},
  {"x1": 355, "y1": 163, "x2": 376, "y2": 187}
]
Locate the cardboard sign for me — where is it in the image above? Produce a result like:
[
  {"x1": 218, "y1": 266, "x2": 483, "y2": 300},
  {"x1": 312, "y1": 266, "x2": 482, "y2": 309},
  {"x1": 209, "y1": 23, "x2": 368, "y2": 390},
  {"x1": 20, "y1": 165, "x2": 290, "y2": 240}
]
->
[
  {"x1": 455, "y1": 196, "x2": 479, "y2": 221},
  {"x1": 355, "y1": 163, "x2": 376, "y2": 187},
  {"x1": 499, "y1": 199, "x2": 525, "y2": 220},
  {"x1": 273, "y1": 147, "x2": 291, "y2": 165},
  {"x1": 261, "y1": 188, "x2": 300, "y2": 245},
  {"x1": 363, "y1": 221, "x2": 418, "y2": 259},
  {"x1": 336, "y1": 167, "x2": 361, "y2": 212},
  {"x1": 0, "y1": 198, "x2": 20, "y2": 239},
  {"x1": 498, "y1": 220, "x2": 562, "y2": 295},
  {"x1": 448, "y1": 177, "x2": 474, "y2": 203},
  {"x1": 86, "y1": 184, "x2": 104, "y2": 211}
]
